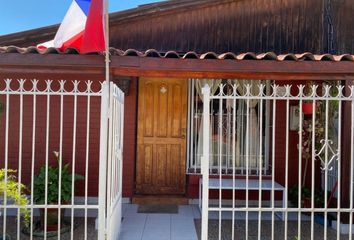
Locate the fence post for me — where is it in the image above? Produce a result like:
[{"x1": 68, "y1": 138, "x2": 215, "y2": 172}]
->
[
  {"x1": 106, "y1": 82, "x2": 114, "y2": 240},
  {"x1": 98, "y1": 82, "x2": 109, "y2": 240},
  {"x1": 201, "y1": 84, "x2": 210, "y2": 240}
]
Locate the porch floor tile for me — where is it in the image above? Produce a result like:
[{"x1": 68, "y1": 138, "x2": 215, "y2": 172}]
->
[
  {"x1": 120, "y1": 204, "x2": 314, "y2": 240},
  {"x1": 120, "y1": 225, "x2": 145, "y2": 240},
  {"x1": 207, "y1": 211, "x2": 311, "y2": 221},
  {"x1": 120, "y1": 204, "x2": 198, "y2": 240}
]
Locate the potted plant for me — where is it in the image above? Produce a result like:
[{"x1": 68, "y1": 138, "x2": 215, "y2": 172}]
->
[
  {"x1": 290, "y1": 187, "x2": 336, "y2": 226},
  {"x1": 314, "y1": 189, "x2": 325, "y2": 208},
  {"x1": 289, "y1": 185, "x2": 311, "y2": 208},
  {"x1": 302, "y1": 81, "x2": 315, "y2": 115},
  {"x1": 302, "y1": 101, "x2": 314, "y2": 115},
  {"x1": 313, "y1": 189, "x2": 336, "y2": 226},
  {"x1": 299, "y1": 104, "x2": 324, "y2": 187},
  {"x1": 33, "y1": 151, "x2": 83, "y2": 232},
  {"x1": 0, "y1": 169, "x2": 30, "y2": 239}
]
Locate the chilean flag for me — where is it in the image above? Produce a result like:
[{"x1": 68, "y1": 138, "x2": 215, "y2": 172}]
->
[{"x1": 38, "y1": 0, "x2": 106, "y2": 53}]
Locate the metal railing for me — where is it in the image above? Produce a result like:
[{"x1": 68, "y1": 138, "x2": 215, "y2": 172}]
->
[
  {"x1": 200, "y1": 81, "x2": 354, "y2": 240},
  {"x1": 0, "y1": 79, "x2": 124, "y2": 240}
]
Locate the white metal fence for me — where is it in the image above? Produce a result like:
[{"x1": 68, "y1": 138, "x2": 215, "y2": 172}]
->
[
  {"x1": 106, "y1": 83, "x2": 124, "y2": 240},
  {"x1": 200, "y1": 81, "x2": 354, "y2": 240},
  {"x1": 0, "y1": 79, "x2": 124, "y2": 240}
]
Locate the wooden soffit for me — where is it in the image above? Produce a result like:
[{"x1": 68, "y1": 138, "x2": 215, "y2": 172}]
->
[{"x1": 1, "y1": 53, "x2": 354, "y2": 80}]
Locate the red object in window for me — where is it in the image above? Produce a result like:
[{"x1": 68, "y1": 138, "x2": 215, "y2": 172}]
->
[{"x1": 302, "y1": 102, "x2": 314, "y2": 115}]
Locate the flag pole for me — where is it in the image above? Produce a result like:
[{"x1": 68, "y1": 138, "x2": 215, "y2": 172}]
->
[
  {"x1": 98, "y1": 2, "x2": 110, "y2": 239},
  {"x1": 105, "y1": 0, "x2": 110, "y2": 86}
]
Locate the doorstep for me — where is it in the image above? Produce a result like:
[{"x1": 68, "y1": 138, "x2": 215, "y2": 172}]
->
[{"x1": 132, "y1": 195, "x2": 189, "y2": 205}]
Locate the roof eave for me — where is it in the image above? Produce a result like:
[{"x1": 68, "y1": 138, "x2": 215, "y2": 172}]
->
[{"x1": 1, "y1": 53, "x2": 354, "y2": 81}]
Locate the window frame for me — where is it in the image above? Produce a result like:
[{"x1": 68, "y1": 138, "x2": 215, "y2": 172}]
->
[{"x1": 186, "y1": 79, "x2": 272, "y2": 176}]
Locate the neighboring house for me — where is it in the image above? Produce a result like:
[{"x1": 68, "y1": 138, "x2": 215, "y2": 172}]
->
[{"x1": 0, "y1": 1, "x2": 354, "y2": 237}]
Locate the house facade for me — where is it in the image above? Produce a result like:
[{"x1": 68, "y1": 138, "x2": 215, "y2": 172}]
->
[{"x1": 0, "y1": 0, "x2": 354, "y2": 231}]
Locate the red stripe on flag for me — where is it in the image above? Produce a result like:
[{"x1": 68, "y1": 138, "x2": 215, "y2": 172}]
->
[
  {"x1": 60, "y1": 31, "x2": 85, "y2": 51},
  {"x1": 81, "y1": 0, "x2": 105, "y2": 53}
]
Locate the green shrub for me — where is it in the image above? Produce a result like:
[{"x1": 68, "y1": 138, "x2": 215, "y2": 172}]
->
[
  {"x1": 0, "y1": 169, "x2": 30, "y2": 226},
  {"x1": 289, "y1": 185, "x2": 327, "y2": 208},
  {"x1": 33, "y1": 152, "x2": 83, "y2": 204},
  {"x1": 289, "y1": 185, "x2": 311, "y2": 207}
]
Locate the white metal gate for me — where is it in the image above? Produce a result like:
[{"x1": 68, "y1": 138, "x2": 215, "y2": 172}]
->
[
  {"x1": 0, "y1": 79, "x2": 124, "y2": 240},
  {"x1": 105, "y1": 83, "x2": 124, "y2": 240},
  {"x1": 200, "y1": 80, "x2": 354, "y2": 240}
]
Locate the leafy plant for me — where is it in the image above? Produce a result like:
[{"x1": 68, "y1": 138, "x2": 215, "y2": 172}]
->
[
  {"x1": 33, "y1": 152, "x2": 84, "y2": 204},
  {"x1": 313, "y1": 189, "x2": 336, "y2": 208},
  {"x1": 298, "y1": 99, "x2": 325, "y2": 186},
  {"x1": 323, "y1": 80, "x2": 340, "y2": 117},
  {"x1": 0, "y1": 169, "x2": 30, "y2": 226},
  {"x1": 314, "y1": 189, "x2": 325, "y2": 207},
  {"x1": 299, "y1": 103, "x2": 325, "y2": 155},
  {"x1": 289, "y1": 185, "x2": 311, "y2": 207},
  {"x1": 289, "y1": 185, "x2": 330, "y2": 208}
]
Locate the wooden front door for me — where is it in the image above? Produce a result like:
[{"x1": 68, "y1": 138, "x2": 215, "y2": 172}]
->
[{"x1": 136, "y1": 78, "x2": 187, "y2": 195}]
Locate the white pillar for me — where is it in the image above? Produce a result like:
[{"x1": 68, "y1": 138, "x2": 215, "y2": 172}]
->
[
  {"x1": 98, "y1": 82, "x2": 109, "y2": 240},
  {"x1": 201, "y1": 84, "x2": 210, "y2": 240}
]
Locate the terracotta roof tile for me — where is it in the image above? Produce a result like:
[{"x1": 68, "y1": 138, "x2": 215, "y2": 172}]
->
[{"x1": 0, "y1": 46, "x2": 354, "y2": 62}]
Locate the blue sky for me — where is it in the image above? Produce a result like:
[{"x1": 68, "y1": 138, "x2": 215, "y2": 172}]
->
[{"x1": 0, "y1": 0, "x2": 164, "y2": 35}]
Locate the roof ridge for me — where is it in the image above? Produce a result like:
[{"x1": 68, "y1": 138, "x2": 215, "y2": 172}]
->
[{"x1": 0, "y1": 0, "x2": 233, "y2": 44}]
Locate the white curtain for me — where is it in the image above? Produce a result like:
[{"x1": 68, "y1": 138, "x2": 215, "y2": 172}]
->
[
  {"x1": 225, "y1": 79, "x2": 240, "y2": 167},
  {"x1": 195, "y1": 79, "x2": 222, "y2": 167},
  {"x1": 194, "y1": 78, "x2": 261, "y2": 171},
  {"x1": 195, "y1": 79, "x2": 221, "y2": 100},
  {"x1": 236, "y1": 80, "x2": 260, "y2": 168}
]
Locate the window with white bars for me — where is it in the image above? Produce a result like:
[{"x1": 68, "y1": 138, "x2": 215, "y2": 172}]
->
[{"x1": 187, "y1": 79, "x2": 271, "y2": 175}]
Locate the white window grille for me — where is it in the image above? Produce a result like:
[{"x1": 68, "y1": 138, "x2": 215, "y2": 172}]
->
[{"x1": 187, "y1": 79, "x2": 271, "y2": 175}]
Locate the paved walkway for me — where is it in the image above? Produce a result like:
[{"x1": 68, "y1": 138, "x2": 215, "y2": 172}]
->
[
  {"x1": 119, "y1": 204, "x2": 315, "y2": 240},
  {"x1": 120, "y1": 204, "x2": 199, "y2": 240}
]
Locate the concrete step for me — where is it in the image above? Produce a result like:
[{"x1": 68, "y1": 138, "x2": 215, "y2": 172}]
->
[{"x1": 132, "y1": 195, "x2": 188, "y2": 205}]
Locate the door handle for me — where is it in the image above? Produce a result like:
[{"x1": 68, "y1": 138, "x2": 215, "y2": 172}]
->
[{"x1": 181, "y1": 128, "x2": 186, "y2": 139}]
